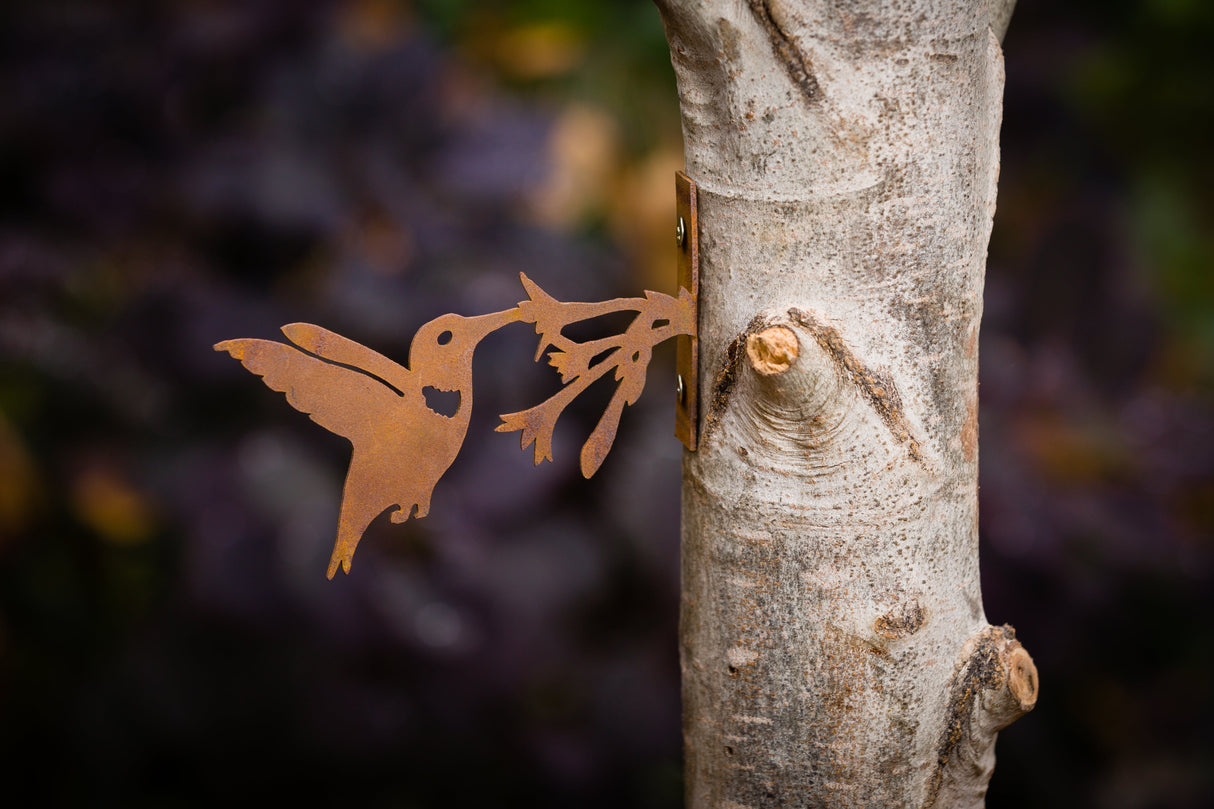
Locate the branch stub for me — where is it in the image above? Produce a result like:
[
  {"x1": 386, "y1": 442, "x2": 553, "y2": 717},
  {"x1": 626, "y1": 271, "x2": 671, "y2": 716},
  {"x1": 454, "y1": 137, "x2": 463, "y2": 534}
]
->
[{"x1": 745, "y1": 326, "x2": 799, "y2": 376}]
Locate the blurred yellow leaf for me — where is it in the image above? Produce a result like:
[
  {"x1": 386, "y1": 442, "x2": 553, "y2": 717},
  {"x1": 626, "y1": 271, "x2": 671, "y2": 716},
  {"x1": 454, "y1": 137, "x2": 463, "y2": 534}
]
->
[
  {"x1": 608, "y1": 147, "x2": 684, "y2": 293},
  {"x1": 529, "y1": 104, "x2": 620, "y2": 229},
  {"x1": 0, "y1": 414, "x2": 39, "y2": 539},
  {"x1": 1015, "y1": 412, "x2": 1130, "y2": 484},
  {"x1": 492, "y1": 22, "x2": 587, "y2": 79},
  {"x1": 72, "y1": 465, "x2": 157, "y2": 546}
]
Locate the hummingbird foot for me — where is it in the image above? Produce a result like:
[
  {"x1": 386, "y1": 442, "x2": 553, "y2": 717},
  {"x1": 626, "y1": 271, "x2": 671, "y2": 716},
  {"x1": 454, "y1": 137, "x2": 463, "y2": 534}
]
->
[{"x1": 390, "y1": 502, "x2": 427, "y2": 523}]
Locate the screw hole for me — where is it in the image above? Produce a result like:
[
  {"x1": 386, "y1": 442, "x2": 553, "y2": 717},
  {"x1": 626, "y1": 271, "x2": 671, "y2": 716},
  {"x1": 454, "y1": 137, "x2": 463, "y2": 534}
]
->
[{"x1": 437, "y1": 330, "x2": 453, "y2": 345}]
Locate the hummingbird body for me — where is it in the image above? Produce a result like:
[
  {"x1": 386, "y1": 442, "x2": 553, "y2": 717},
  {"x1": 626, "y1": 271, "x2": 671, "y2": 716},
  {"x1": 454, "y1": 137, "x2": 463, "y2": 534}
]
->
[{"x1": 216, "y1": 309, "x2": 520, "y2": 577}]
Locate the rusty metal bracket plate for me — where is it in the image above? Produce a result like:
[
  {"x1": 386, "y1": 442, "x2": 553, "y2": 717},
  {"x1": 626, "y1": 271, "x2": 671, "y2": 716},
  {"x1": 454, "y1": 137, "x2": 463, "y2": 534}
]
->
[{"x1": 674, "y1": 170, "x2": 700, "y2": 451}]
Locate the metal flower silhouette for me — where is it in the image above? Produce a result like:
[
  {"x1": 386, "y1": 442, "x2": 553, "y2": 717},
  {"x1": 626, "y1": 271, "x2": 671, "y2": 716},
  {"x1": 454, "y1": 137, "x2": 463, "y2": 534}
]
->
[{"x1": 216, "y1": 273, "x2": 694, "y2": 577}]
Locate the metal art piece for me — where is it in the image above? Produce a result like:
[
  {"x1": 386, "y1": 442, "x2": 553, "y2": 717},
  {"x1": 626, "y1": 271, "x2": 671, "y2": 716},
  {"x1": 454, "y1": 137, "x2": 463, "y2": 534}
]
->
[{"x1": 216, "y1": 174, "x2": 700, "y2": 577}]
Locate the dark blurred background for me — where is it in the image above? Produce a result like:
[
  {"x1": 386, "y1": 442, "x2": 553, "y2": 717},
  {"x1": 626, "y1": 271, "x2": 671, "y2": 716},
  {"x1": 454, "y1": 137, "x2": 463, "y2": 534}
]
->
[{"x1": 0, "y1": 1, "x2": 1209, "y2": 806}]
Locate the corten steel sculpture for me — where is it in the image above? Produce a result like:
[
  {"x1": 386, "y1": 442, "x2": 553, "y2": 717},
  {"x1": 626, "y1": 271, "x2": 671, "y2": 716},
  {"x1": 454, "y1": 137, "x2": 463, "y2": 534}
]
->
[{"x1": 216, "y1": 272, "x2": 695, "y2": 578}]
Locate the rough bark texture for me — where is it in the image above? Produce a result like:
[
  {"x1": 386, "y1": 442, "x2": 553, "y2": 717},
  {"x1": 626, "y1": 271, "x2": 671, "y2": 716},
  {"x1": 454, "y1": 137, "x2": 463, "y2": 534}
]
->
[{"x1": 654, "y1": 1, "x2": 1035, "y2": 806}]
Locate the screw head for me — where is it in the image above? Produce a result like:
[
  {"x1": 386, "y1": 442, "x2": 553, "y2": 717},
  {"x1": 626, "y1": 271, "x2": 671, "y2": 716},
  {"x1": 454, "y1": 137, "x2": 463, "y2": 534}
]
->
[
  {"x1": 676, "y1": 374, "x2": 686, "y2": 403},
  {"x1": 675, "y1": 216, "x2": 686, "y2": 247}
]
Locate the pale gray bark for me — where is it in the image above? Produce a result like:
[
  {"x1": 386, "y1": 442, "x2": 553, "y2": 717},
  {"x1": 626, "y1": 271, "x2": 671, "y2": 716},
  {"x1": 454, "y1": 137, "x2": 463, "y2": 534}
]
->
[{"x1": 655, "y1": 1, "x2": 1034, "y2": 806}]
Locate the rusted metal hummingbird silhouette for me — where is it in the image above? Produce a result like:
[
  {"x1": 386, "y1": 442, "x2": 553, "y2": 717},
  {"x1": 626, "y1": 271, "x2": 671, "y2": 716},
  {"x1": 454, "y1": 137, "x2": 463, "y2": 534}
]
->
[
  {"x1": 216, "y1": 307, "x2": 522, "y2": 577},
  {"x1": 216, "y1": 272, "x2": 695, "y2": 578}
]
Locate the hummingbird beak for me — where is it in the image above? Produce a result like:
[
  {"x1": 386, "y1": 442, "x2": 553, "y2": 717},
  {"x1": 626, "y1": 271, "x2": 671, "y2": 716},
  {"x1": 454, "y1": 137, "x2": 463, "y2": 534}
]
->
[{"x1": 459, "y1": 306, "x2": 524, "y2": 343}]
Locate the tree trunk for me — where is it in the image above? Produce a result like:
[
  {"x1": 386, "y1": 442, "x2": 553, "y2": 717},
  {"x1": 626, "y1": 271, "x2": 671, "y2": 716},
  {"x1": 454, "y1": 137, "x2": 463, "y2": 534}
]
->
[{"x1": 654, "y1": 1, "x2": 1036, "y2": 806}]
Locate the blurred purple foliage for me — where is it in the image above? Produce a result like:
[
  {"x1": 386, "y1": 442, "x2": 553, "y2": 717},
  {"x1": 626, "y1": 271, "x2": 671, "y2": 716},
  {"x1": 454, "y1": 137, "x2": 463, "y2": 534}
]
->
[
  {"x1": 980, "y1": 3, "x2": 1214, "y2": 807},
  {"x1": 0, "y1": 1, "x2": 1210, "y2": 808},
  {"x1": 0, "y1": 2, "x2": 678, "y2": 805}
]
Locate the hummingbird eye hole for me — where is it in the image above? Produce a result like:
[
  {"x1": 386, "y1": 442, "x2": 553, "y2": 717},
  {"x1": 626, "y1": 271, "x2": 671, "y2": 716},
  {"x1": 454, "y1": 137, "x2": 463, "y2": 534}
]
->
[{"x1": 437, "y1": 330, "x2": 453, "y2": 345}]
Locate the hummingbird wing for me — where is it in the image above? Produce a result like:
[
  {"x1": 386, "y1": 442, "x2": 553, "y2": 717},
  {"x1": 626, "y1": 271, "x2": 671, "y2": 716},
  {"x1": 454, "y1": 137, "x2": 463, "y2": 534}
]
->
[
  {"x1": 214, "y1": 337, "x2": 403, "y2": 440},
  {"x1": 279, "y1": 323, "x2": 413, "y2": 394}
]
